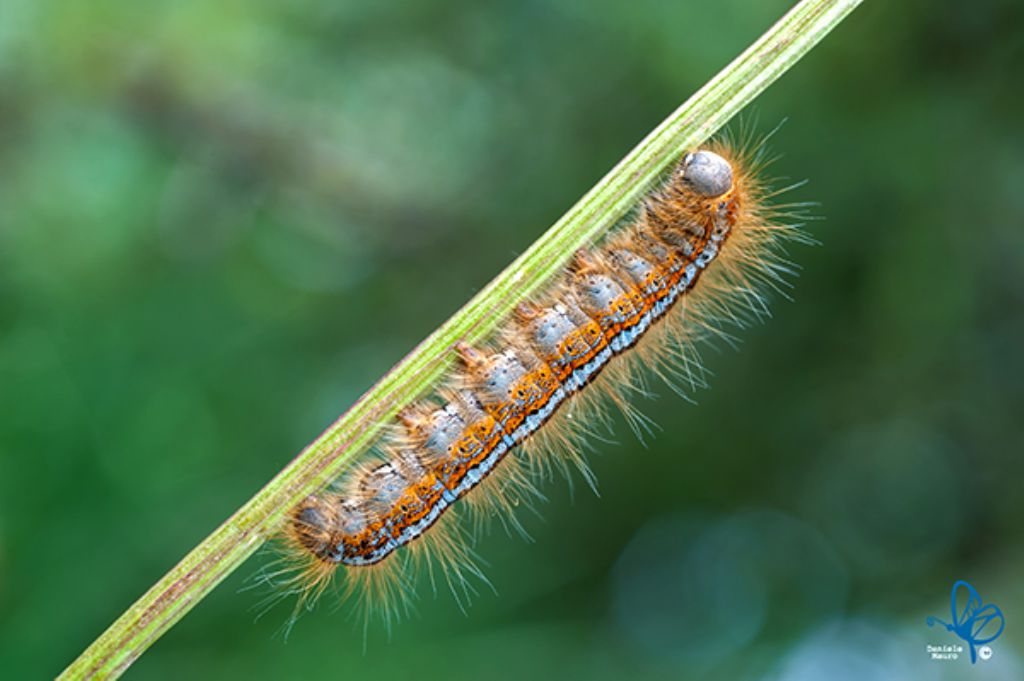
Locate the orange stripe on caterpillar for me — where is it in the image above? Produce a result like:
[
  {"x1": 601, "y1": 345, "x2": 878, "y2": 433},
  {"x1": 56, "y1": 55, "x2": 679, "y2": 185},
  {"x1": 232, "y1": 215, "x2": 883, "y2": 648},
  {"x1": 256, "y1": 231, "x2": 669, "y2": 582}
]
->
[{"x1": 279, "y1": 139, "x2": 803, "y2": 617}]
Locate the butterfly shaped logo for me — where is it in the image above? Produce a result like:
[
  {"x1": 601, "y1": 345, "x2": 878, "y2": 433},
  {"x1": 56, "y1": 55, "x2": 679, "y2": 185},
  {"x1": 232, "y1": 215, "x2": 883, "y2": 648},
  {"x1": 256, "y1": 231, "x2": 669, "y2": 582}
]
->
[{"x1": 926, "y1": 580, "x2": 1005, "y2": 664}]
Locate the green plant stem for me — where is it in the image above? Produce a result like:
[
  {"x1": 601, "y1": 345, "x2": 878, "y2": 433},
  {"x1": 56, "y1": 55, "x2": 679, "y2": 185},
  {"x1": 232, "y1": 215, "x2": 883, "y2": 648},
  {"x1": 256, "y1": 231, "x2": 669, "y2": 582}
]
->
[{"x1": 59, "y1": 0, "x2": 864, "y2": 677}]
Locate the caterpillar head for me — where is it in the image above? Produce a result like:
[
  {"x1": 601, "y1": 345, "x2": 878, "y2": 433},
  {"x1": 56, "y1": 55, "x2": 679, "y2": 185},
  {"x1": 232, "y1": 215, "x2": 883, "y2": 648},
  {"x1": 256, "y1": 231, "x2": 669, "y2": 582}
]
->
[
  {"x1": 682, "y1": 149, "x2": 733, "y2": 197},
  {"x1": 290, "y1": 496, "x2": 338, "y2": 562}
]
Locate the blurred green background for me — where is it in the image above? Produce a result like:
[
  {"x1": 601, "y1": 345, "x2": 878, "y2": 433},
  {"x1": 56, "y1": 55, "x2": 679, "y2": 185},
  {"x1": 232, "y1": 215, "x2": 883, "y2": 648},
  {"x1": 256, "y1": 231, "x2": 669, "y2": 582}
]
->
[{"x1": 2, "y1": 0, "x2": 1022, "y2": 679}]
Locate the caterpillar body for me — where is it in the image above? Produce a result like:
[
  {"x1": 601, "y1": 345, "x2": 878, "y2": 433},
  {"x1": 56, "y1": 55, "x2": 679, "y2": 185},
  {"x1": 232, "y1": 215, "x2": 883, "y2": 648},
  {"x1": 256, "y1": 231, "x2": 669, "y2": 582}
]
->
[{"x1": 279, "y1": 137, "x2": 803, "y2": 620}]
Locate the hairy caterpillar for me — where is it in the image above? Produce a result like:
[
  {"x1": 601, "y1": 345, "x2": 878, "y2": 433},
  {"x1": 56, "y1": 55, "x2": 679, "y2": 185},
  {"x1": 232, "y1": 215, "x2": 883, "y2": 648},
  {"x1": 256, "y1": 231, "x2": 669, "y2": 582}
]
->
[{"x1": 275, "y1": 135, "x2": 805, "y2": 625}]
